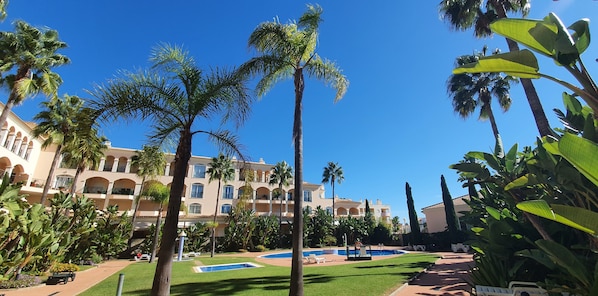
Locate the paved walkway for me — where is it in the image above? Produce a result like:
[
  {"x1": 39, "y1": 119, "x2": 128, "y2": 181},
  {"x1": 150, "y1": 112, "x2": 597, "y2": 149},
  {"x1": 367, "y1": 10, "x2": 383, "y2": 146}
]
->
[
  {"x1": 0, "y1": 251, "x2": 474, "y2": 296},
  {"x1": 391, "y1": 253, "x2": 473, "y2": 296},
  {"x1": 0, "y1": 260, "x2": 135, "y2": 296}
]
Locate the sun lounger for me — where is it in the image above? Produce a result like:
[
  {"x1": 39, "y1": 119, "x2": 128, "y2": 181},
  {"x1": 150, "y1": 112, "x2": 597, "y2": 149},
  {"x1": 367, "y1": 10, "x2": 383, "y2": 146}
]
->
[
  {"x1": 475, "y1": 281, "x2": 547, "y2": 296},
  {"x1": 307, "y1": 254, "x2": 326, "y2": 264}
]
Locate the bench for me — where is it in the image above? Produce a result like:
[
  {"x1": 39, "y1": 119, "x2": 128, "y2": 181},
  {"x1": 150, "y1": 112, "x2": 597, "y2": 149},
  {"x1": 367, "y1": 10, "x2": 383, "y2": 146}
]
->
[{"x1": 46, "y1": 272, "x2": 76, "y2": 285}]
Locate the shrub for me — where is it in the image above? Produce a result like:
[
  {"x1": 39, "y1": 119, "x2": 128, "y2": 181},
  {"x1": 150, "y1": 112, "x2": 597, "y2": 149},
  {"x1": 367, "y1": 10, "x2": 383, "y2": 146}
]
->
[
  {"x1": 50, "y1": 263, "x2": 80, "y2": 273},
  {"x1": 254, "y1": 245, "x2": 267, "y2": 252},
  {"x1": 0, "y1": 274, "x2": 42, "y2": 289}
]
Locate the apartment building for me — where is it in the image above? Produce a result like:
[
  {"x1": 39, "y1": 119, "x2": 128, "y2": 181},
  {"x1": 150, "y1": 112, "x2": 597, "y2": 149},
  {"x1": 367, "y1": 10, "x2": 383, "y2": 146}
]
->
[{"x1": 0, "y1": 106, "x2": 391, "y2": 235}]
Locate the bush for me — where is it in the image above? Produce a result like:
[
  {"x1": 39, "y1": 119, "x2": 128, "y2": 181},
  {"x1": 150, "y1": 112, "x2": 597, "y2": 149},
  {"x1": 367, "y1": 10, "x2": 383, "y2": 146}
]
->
[
  {"x1": 0, "y1": 274, "x2": 42, "y2": 289},
  {"x1": 50, "y1": 263, "x2": 80, "y2": 273},
  {"x1": 254, "y1": 245, "x2": 267, "y2": 252}
]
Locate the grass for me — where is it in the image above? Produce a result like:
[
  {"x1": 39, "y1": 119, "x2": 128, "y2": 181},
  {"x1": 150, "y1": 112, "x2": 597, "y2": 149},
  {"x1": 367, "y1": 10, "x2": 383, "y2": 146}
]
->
[{"x1": 79, "y1": 253, "x2": 438, "y2": 296}]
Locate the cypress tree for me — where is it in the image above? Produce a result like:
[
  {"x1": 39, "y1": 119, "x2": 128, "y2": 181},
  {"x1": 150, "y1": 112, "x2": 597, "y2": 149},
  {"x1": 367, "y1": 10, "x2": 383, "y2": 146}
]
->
[
  {"x1": 405, "y1": 182, "x2": 422, "y2": 245},
  {"x1": 441, "y1": 175, "x2": 460, "y2": 243}
]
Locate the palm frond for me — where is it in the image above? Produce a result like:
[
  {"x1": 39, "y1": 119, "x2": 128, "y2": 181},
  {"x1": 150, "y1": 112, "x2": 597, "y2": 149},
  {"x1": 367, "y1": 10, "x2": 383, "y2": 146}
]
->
[
  {"x1": 193, "y1": 129, "x2": 247, "y2": 162},
  {"x1": 304, "y1": 57, "x2": 349, "y2": 101}
]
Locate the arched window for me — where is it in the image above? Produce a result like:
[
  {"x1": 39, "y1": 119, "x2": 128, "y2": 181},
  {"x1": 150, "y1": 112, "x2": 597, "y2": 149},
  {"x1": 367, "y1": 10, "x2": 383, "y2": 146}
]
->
[
  {"x1": 221, "y1": 203, "x2": 232, "y2": 214},
  {"x1": 189, "y1": 203, "x2": 201, "y2": 214},
  {"x1": 191, "y1": 183, "x2": 204, "y2": 198}
]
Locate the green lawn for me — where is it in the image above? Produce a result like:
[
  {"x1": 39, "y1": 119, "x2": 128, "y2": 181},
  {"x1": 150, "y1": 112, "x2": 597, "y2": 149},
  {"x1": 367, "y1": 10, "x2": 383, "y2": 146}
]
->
[{"x1": 80, "y1": 253, "x2": 438, "y2": 296}]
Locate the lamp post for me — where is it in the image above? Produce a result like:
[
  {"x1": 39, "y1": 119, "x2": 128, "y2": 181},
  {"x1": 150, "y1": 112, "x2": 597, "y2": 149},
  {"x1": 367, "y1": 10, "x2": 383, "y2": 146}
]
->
[{"x1": 177, "y1": 230, "x2": 187, "y2": 261}]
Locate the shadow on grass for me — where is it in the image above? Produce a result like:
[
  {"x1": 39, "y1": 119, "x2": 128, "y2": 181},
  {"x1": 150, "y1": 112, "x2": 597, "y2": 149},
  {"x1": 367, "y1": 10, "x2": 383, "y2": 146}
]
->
[{"x1": 354, "y1": 260, "x2": 433, "y2": 270}]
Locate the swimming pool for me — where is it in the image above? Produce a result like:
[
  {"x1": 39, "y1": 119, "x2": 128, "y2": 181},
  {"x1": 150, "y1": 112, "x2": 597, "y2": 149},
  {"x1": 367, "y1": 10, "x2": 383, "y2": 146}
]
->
[
  {"x1": 193, "y1": 262, "x2": 261, "y2": 273},
  {"x1": 260, "y1": 249, "x2": 404, "y2": 259}
]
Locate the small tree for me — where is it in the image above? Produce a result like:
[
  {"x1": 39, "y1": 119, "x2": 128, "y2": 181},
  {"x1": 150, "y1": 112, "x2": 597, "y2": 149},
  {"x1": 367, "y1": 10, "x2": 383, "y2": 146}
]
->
[
  {"x1": 405, "y1": 182, "x2": 422, "y2": 245},
  {"x1": 441, "y1": 175, "x2": 460, "y2": 243}
]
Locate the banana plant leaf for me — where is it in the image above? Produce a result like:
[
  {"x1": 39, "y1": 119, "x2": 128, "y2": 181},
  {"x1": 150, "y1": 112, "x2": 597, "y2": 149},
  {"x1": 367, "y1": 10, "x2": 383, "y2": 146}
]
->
[
  {"x1": 558, "y1": 133, "x2": 598, "y2": 186},
  {"x1": 517, "y1": 200, "x2": 598, "y2": 236},
  {"x1": 453, "y1": 50, "x2": 540, "y2": 79}
]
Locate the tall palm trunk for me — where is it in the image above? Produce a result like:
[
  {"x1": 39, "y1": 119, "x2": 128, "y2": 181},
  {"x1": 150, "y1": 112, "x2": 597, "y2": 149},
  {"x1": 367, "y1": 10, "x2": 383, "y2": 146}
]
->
[
  {"x1": 151, "y1": 128, "x2": 192, "y2": 296},
  {"x1": 490, "y1": 1, "x2": 553, "y2": 137},
  {"x1": 331, "y1": 178, "x2": 335, "y2": 221},
  {"x1": 279, "y1": 183, "x2": 284, "y2": 248},
  {"x1": 0, "y1": 68, "x2": 28, "y2": 128},
  {"x1": 40, "y1": 143, "x2": 63, "y2": 205},
  {"x1": 290, "y1": 68, "x2": 304, "y2": 296},
  {"x1": 128, "y1": 176, "x2": 146, "y2": 249},
  {"x1": 211, "y1": 181, "x2": 221, "y2": 257},
  {"x1": 149, "y1": 204, "x2": 163, "y2": 263},
  {"x1": 69, "y1": 165, "x2": 84, "y2": 194}
]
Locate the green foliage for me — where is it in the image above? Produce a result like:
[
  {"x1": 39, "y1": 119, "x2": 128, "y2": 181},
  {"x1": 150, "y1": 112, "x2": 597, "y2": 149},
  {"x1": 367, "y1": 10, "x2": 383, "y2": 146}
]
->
[
  {"x1": 441, "y1": 175, "x2": 460, "y2": 243},
  {"x1": 405, "y1": 182, "x2": 422, "y2": 244},
  {"x1": 50, "y1": 263, "x2": 79, "y2": 273},
  {"x1": 305, "y1": 206, "x2": 334, "y2": 247},
  {"x1": 183, "y1": 222, "x2": 210, "y2": 253}
]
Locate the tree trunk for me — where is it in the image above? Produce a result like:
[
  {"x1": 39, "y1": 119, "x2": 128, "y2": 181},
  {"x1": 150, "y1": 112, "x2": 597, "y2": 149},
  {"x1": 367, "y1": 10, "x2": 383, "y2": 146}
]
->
[
  {"x1": 40, "y1": 144, "x2": 63, "y2": 205},
  {"x1": 491, "y1": 1, "x2": 553, "y2": 137},
  {"x1": 0, "y1": 94, "x2": 16, "y2": 134},
  {"x1": 149, "y1": 205, "x2": 163, "y2": 263},
  {"x1": 150, "y1": 128, "x2": 192, "y2": 296},
  {"x1": 211, "y1": 181, "x2": 221, "y2": 257},
  {"x1": 331, "y1": 181, "x2": 335, "y2": 221},
  {"x1": 128, "y1": 176, "x2": 146, "y2": 249},
  {"x1": 289, "y1": 68, "x2": 304, "y2": 296},
  {"x1": 279, "y1": 183, "x2": 283, "y2": 248},
  {"x1": 486, "y1": 103, "x2": 501, "y2": 140},
  {"x1": 69, "y1": 165, "x2": 84, "y2": 194}
]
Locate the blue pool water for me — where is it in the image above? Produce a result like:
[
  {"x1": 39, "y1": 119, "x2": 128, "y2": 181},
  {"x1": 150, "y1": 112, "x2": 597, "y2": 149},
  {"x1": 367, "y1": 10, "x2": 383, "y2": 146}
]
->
[
  {"x1": 260, "y1": 249, "x2": 404, "y2": 259},
  {"x1": 194, "y1": 262, "x2": 260, "y2": 273}
]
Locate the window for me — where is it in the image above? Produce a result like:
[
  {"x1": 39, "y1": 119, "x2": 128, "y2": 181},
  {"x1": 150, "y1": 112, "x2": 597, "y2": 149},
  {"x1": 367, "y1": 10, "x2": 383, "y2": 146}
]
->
[
  {"x1": 223, "y1": 185, "x2": 234, "y2": 199},
  {"x1": 303, "y1": 190, "x2": 312, "y2": 202},
  {"x1": 287, "y1": 192, "x2": 293, "y2": 201},
  {"x1": 189, "y1": 203, "x2": 201, "y2": 214},
  {"x1": 221, "y1": 204, "x2": 232, "y2": 214},
  {"x1": 193, "y1": 164, "x2": 206, "y2": 178},
  {"x1": 55, "y1": 175, "x2": 73, "y2": 189},
  {"x1": 305, "y1": 206, "x2": 312, "y2": 214},
  {"x1": 191, "y1": 183, "x2": 204, "y2": 198},
  {"x1": 326, "y1": 207, "x2": 333, "y2": 215}
]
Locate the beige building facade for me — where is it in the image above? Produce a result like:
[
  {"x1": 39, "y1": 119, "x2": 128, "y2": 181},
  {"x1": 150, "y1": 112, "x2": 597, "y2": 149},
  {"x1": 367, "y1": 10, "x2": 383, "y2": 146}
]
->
[
  {"x1": 1, "y1": 106, "x2": 392, "y2": 236},
  {"x1": 421, "y1": 194, "x2": 471, "y2": 233}
]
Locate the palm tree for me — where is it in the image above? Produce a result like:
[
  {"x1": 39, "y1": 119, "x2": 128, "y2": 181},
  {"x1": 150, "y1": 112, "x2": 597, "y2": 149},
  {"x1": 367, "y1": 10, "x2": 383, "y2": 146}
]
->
[
  {"x1": 90, "y1": 44, "x2": 251, "y2": 296},
  {"x1": 322, "y1": 161, "x2": 344, "y2": 221},
  {"x1": 207, "y1": 153, "x2": 235, "y2": 257},
  {"x1": 269, "y1": 160, "x2": 293, "y2": 246},
  {"x1": 60, "y1": 109, "x2": 107, "y2": 193},
  {"x1": 143, "y1": 182, "x2": 169, "y2": 263},
  {"x1": 128, "y1": 145, "x2": 166, "y2": 249},
  {"x1": 0, "y1": 20, "x2": 70, "y2": 128},
  {"x1": 32, "y1": 94, "x2": 83, "y2": 205},
  {"x1": 239, "y1": 6, "x2": 349, "y2": 294},
  {"x1": 0, "y1": 0, "x2": 7, "y2": 21},
  {"x1": 439, "y1": 0, "x2": 554, "y2": 137},
  {"x1": 447, "y1": 48, "x2": 515, "y2": 139}
]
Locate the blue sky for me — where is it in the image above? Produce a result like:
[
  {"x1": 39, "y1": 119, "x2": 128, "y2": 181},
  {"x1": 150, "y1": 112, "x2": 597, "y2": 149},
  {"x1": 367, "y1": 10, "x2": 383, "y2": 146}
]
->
[{"x1": 2, "y1": 1, "x2": 596, "y2": 221}]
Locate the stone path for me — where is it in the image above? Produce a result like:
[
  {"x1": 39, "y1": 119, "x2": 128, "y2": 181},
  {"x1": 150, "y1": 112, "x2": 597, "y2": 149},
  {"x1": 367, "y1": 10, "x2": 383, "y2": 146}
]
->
[{"x1": 391, "y1": 253, "x2": 473, "y2": 296}]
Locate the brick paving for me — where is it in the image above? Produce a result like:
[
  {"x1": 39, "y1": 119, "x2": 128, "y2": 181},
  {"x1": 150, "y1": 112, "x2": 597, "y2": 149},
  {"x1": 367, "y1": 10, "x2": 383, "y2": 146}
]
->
[{"x1": 391, "y1": 253, "x2": 473, "y2": 296}]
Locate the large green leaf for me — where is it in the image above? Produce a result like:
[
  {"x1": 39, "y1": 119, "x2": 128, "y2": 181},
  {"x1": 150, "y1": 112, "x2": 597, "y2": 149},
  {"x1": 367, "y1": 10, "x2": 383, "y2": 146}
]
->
[
  {"x1": 558, "y1": 133, "x2": 598, "y2": 186},
  {"x1": 453, "y1": 50, "x2": 540, "y2": 79},
  {"x1": 569, "y1": 18, "x2": 591, "y2": 56},
  {"x1": 490, "y1": 18, "x2": 557, "y2": 58},
  {"x1": 535, "y1": 239, "x2": 590, "y2": 289},
  {"x1": 504, "y1": 174, "x2": 540, "y2": 191},
  {"x1": 517, "y1": 200, "x2": 596, "y2": 235}
]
